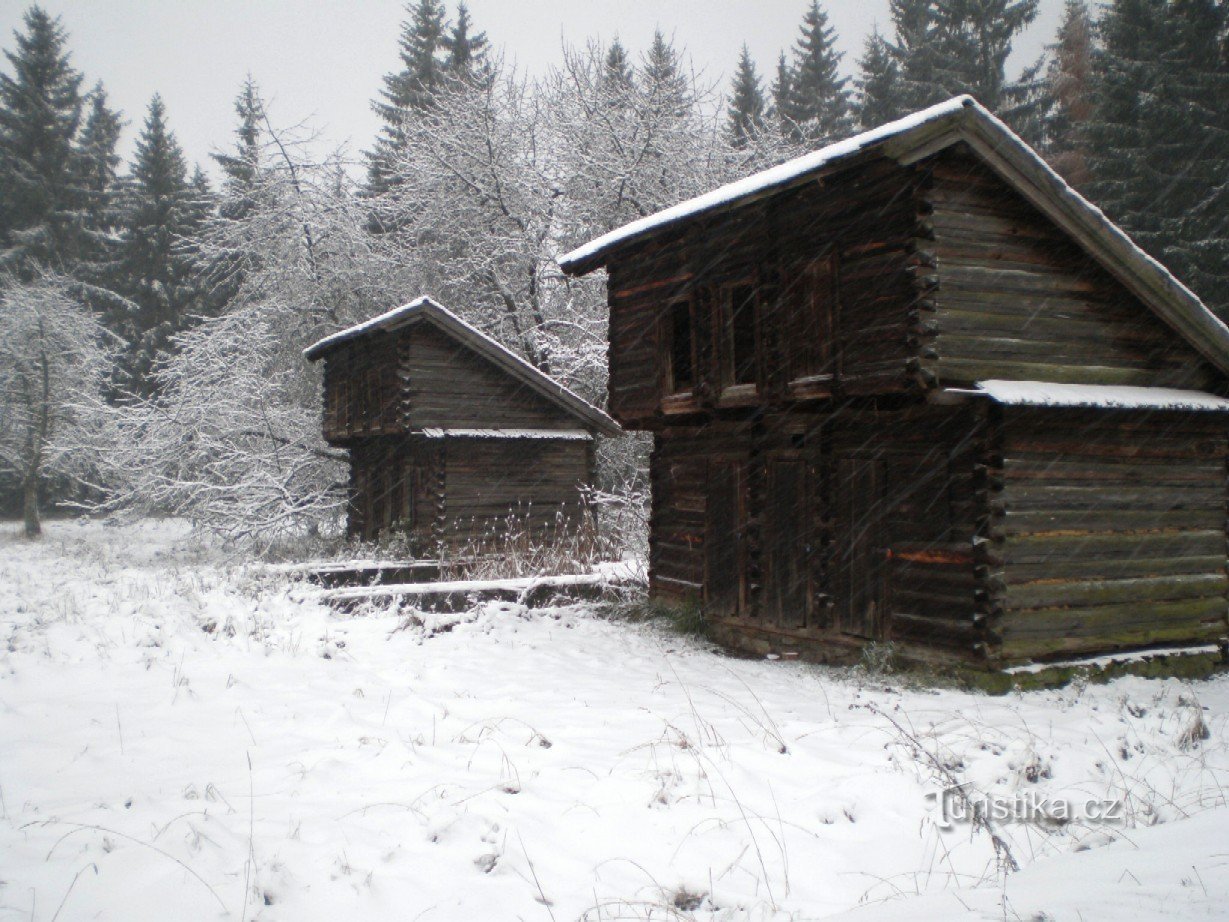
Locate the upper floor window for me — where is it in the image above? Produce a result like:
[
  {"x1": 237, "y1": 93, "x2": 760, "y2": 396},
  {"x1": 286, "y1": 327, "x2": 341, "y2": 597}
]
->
[
  {"x1": 721, "y1": 281, "x2": 758, "y2": 388},
  {"x1": 788, "y1": 256, "x2": 836, "y2": 381},
  {"x1": 337, "y1": 377, "x2": 350, "y2": 430},
  {"x1": 666, "y1": 297, "x2": 696, "y2": 394}
]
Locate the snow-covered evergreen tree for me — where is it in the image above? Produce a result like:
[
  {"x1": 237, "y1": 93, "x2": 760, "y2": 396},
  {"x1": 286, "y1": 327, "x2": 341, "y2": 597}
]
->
[
  {"x1": 770, "y1": 52, "x2": 794, "y2": 134},
  {"x1": 885, "y1": 0, "x2": 1037, "y2": 113},
  {"x1": 1088, "y1": 0, "x2": 1229, "y2": 320},
  {"x1": 73, "y1": 82, "x2": 125, "y2": 315},
  {"x1": 604, "y1": 36, "x2": 634, "y2": 88},
  {"x1": 784, "y1": 1, "x2": 852, "y2": 142},
  {"x1": 727, "y1": 45, "x2": 766, "y2": 147},
  {"x1": 76, "y1": 83, "x2": 122, "y2": 241},
  {"x1": 112, "y1": 95, "x2": 205, "y2": 396},
  {"x1": 640, "y1": 30, "x2": 690, "y2": 119},
  {"x1": 442, "y1": 2, "x2": 489, "y2": 81},
  {"x1": 889, "y1": 0, "x2": 949, "y2": 109},
  {"x1": 856, "y1": 26, "x2": 903, "y2": 128},
  {"x1": 0, "y1": 5, "x2": 85, "y2": 272},
  {"x1": 366, "y1": 0, "x2": 450, "y2": 194},
  {"x1": 213, "y1": 76, "x2": 264, "y2": 219},
  {"x1": 944, "y1": 0, "x2": 1040, "y2": 109}
]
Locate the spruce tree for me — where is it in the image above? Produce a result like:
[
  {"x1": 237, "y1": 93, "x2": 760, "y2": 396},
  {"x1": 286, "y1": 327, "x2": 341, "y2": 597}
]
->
[
  {"x1": 641, "y1": 30, "x2": 689, "y2": 118},
  {"x1": 0, "y1": 5, "x2": 85, "y2": 272},
  {"x1": 856, "y1": 27, "x2": 903, "y2": 128},
  {"x1": 1087, "y1": 0, "x2": 1229, "y2": 320},
  {"x1": 72, "y1": 82, "x2": 126, "y2": 327},
  {"x1": 770, "y1": 52, "x2": 795, "y2": 135},
  {"x1": 367, "y1": 0, "x2": 449, "y2": 193},
  {"x1": 727, "y1": 45, "x2": 766, "y2": 147},
  {"x1": 212, "y1": 75, "x2": 264, "y2": 220},
  {"x1": 1043, "y1": 0, "x2": 1094, "y2": 185},
  {"x1": 604, "y1": 37, "x2": 634, "y2": 89},
  {"x1": 77, "y1": 83, "x2": 122, "y2": 233},
  {"x1": 1091, "y1": 0, "x2": 1224, "y2": 319},
  {"x1": 442, "y1": 2, "x2": 489, "y2": 82},
  {"x1": 889, "y1": 0, "x2": 948, "y2": 109},
  {"x1": 114, "y1": 95, "x2": 202, "y2": 396},
  {"x1": 885, "y1": 0, "x2": 1039, "y2": 114},
  {"x1": 786, "y1": 1, "x2": 852, "y2": 142},
  {"x1": 206, "y1": 79, "x2": 267, "y2": 313},
  {"x1": 941, "y1": 0, "x2": 1040, "y2": 109}
]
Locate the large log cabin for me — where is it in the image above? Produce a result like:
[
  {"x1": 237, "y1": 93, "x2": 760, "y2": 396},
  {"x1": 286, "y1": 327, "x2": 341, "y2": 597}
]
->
[
  {"x1": 561, "y1": 95, "x2": 1229, "y2": 669},
  {"x1": 305, "y1": 297, "x2": 620, "y2": 550}
]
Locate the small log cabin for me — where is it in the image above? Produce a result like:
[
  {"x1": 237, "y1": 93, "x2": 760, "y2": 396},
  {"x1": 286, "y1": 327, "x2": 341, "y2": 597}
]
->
[
  {"x1": 561, "y1": 95, "x2": 1229, "y2": 668},
  {"x1": 305, "y1": 297, "x2": 620, "y2": 550}
]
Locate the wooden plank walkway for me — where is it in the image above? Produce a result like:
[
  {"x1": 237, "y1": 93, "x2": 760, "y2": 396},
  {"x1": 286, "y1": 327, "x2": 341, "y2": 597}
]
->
[
  {"x1": 270, "y1": 559, "x2": 645, "y2": 611},
  {"x1": 306, "y1": 572, "x2": 632, "y2": 611}
]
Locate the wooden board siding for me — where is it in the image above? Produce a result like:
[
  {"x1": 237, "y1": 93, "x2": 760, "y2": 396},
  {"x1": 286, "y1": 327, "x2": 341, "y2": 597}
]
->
[
  {"x1": 649, "y1": 421, "x2": 752, "y2": 603},
  {"x1": 648, "y1": 405, "x2": 985, "y2": 657},
  {"x1": 406, "y1": 324, "x2": 583, "y2": 431},
  {"x1": 347, "y1": 436, "x2": 437, "y2": 547},
  {"x1": 440, "y1": 437, "x2": 591, "y2": 547},
  {"x1": 824, "y1": 405, "x2": 984, "y2": 651},
  {"x1": 604, "y1": 157, "x2": 927, "y2": 429},
  {"x1": 922, "y1": 147, "x2": 1218, "y2": 389},
  {"x1": 987, "y1": 408, "x2": 1229, "y2": 662},
  {"x1": 322, "y1": 335, "x2": 402, "y2": 442}
]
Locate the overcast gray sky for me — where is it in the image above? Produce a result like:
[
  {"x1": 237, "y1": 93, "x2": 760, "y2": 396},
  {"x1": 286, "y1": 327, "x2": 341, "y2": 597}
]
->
[{"x1": 0, "y1": 1, "x2": 1066, "y2": 176}]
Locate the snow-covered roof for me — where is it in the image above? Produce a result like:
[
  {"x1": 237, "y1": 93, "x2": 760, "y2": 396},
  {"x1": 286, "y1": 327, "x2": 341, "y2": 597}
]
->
[
  {"x1": 560, "y1": 96, "x2": 972, "y2": 273},
  {"x1": 419, "y1": 428, "x2": 593, "y2": 440},
  {"x1": 973, "y1": 380, "x2": 1229, "y2": 412},
  {"x1": 303, "y1": 297, "x2": 620, "y2": 437},
  {"x1": 559, "y1": 96, "x2": 1229, "y2": 378}
]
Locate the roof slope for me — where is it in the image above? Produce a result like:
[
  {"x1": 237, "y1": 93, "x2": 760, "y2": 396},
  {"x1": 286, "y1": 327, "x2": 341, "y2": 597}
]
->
[
  {"x1": 559, "y1": 96, "x2": 1229, "y2": 378},
  {"x1": 304, "y1": 297, "x2": 620, "y2": 436}
]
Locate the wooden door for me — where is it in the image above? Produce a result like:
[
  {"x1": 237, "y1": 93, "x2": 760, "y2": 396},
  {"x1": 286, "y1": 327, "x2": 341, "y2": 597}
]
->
[
  {"x1": 834, "y1": 457, "x2": 887, "y2": 638},
  {"x1": 705, "y1": 461, "x2": 744, "y2": 618},
  {"x1": 764, "y1": 459, "x2": 809, "y2": 628}
]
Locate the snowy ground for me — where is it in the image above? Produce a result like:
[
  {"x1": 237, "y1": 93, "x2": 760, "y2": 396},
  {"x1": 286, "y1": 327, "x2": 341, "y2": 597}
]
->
[{"x1": 2, "y1": 520, "x2": 1228, "y2": 921}]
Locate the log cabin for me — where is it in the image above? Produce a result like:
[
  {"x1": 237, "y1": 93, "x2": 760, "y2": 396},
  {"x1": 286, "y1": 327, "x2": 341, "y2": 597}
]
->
[
  {"x1": 560, "y1": 95, "x2": 1229, "y2": 669},
  {"x1": 305, "y1": 297, "x2": 620, "y2": 550}
]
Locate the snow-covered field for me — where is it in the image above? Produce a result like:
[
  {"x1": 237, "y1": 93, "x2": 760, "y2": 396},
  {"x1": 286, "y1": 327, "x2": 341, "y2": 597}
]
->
[{"x1": 3, "y1": 520, "x2": 1228, "y2": 921}]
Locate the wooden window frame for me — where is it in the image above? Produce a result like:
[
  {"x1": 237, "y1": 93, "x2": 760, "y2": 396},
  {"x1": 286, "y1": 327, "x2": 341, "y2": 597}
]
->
[
  {"x1": 718, "y1": 278, "x2": 760, "y2": 401},
  {"x1": 394, "y1": 461, "x2": 416, "y2": 529},
  {"x1": 325, "y1": 378, "x2": 339, "y2": 435},
  {"x1": 786, "y1": 255, "x2": 838, "y2": 395},
  {"x1": 337, "y1": 377, "x2": 350, "y2": 431},
  {"x1": 662, "y1": 294, "x2": 698, "y2": 410}
]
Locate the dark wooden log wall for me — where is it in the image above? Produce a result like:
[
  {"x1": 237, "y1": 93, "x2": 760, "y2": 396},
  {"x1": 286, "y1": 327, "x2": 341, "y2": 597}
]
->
[
  {"x1": 648, "y1": 405, "x2": 986, "y2": 656},
  {"x1": 440, "y1": 437, "x2": 592, "y2": 547},
  {"x1": 649, "y1": 420, "x2": 753, "y2": 604},
  {"x1": 322, "y1": 324, "x2": 583, "y2": 446},
  {"x1": 985, "y1": 407, "x2": 1229, "y2": 662},
  {"x1": 322, "y1": 334, "x2": 402, "y2": 443},
  {"x1": 346, "y1": 436, "x2": 439, "y2": 547},
  {"x1": 921, "y1": 147, "x2": 1218, "y2": 389},
  {"x1": 406, "y1": 324, "x2": 582, "y2": 431},
  {"x1": 823, "y1": 405, "x2": 984, "y2": 652},
  {"x1": 604, "y1": 157, "x2": 930, "y2": 429}
]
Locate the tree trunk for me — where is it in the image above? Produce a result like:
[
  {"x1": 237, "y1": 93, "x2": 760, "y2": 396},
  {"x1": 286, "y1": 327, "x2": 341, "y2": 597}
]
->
[{"x1": 22, "y1": 474, "x2": 40, "y2": 538}]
